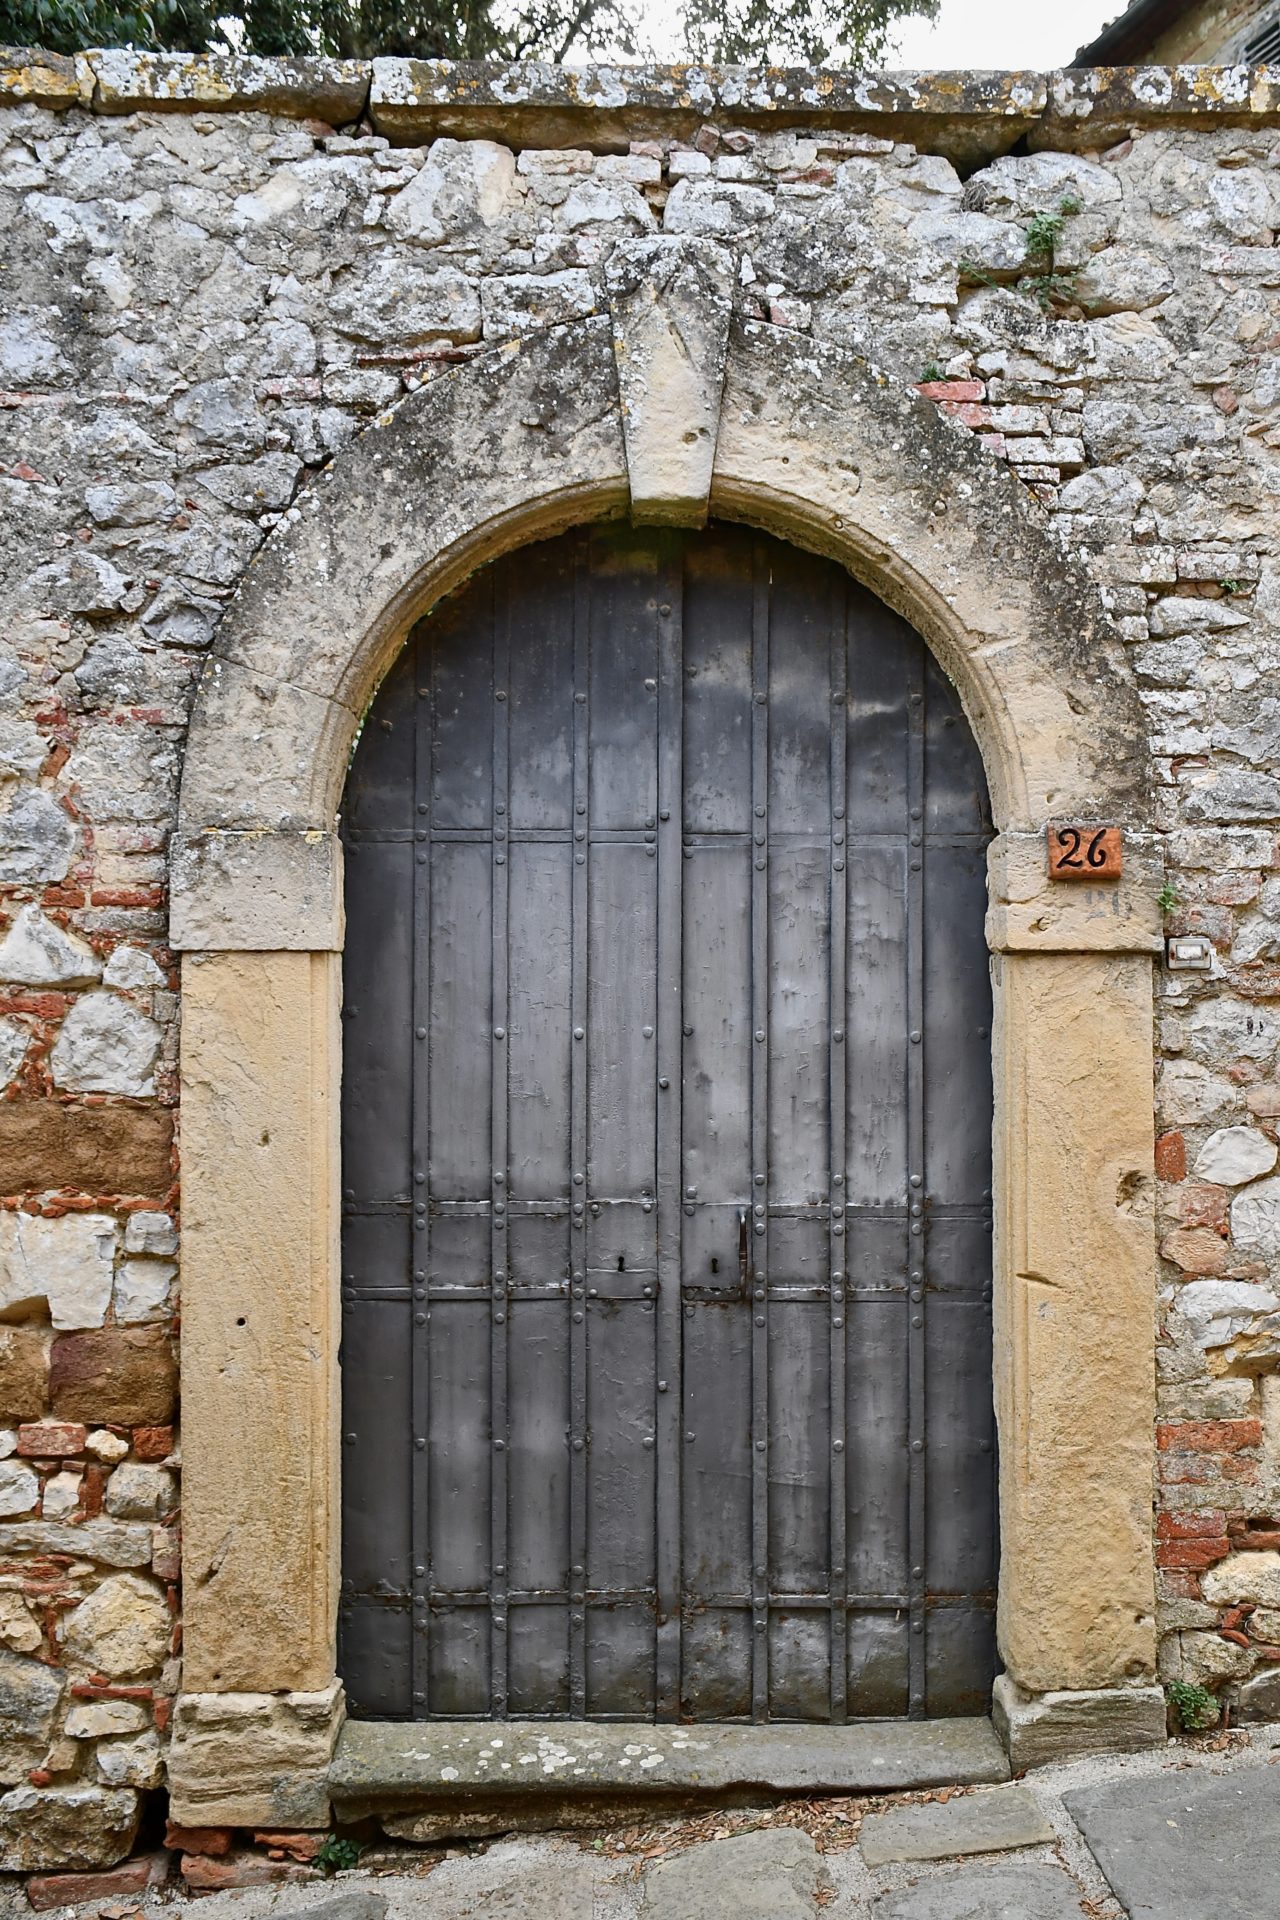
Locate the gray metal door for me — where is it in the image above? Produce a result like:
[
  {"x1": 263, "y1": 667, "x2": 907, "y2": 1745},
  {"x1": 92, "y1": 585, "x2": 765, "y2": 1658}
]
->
[{"x1": 340, "y1": 523, "x2": 996, "y2": 1724}]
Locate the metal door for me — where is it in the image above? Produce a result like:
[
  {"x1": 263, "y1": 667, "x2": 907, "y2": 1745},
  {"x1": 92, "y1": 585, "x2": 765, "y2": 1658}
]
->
[{"x1": 339, "y1": 523, "x2": 997, "y2": 1723}]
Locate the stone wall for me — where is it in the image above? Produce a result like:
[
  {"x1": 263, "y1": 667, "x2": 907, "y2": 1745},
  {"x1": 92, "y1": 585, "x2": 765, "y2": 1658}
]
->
[{"x1": 5, "y1": 44, "x2": 1280, "y2": 1865}]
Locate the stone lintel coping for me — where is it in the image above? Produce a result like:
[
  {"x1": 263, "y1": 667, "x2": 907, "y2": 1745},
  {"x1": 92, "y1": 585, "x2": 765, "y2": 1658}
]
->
[
  {"x1": 5, "y1": 48, "x2": 1280, "y2": 161},
  {"x1": 329, "y1": 1717, "x2": 1009, "y2": 1822}
]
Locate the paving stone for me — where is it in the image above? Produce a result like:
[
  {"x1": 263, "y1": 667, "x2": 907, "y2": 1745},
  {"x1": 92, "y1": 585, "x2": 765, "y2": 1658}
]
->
[
  {"x1": 871, "y1": 1860, "x2": 1091, "y2": 1919},
  {"x1": 859, "y1": 1787, "x2": 1054, "y2": 1866},
  {"x1": 398, "y1": 1850, "x2": 600, "y2": 1919},
  {"x1": 643, "y1": 1829, "x2": 822, "y2": 1920},
  {"x1": 1064, "y1": 1765, "x2": 1280, "y2": 1919}
]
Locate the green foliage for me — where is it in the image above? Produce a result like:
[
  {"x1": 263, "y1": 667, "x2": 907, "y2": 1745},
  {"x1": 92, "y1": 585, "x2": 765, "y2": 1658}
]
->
[
  {"x1": 1167, "y1": 1679, "x2": 1220, "y2": 1733},
  {"x1": 920, "y1": 361, "x2": 944, "y2": 383},
  {"x1": 1, "y1": 0, "x2": 937, "y2": 68},
  {"x1": 316, "y1": 1835, "x2": 364, "y2": 1874},
  {"x1": 1020, "y1": 197, "x2": 1083, "y2": 312},
  {"x1": 1023, "y1": 209, "x2": 1066, "y2": 262},
  {"x1": 1220, "y1": 578, "x2": 1243, "y2": 595},
  {"x1": 1157, "y1": 881, "x2": 1179, "y2": 916}
]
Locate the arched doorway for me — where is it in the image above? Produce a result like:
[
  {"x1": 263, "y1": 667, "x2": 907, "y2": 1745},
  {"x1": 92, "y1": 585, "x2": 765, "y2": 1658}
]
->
[{"x1": 338, "y1": 520, "x2": 997, "y2": 1725}]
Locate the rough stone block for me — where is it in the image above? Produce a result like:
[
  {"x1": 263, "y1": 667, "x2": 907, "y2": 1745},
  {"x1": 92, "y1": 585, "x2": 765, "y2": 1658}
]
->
[
  {"x1": 0, "y1": 46, "x2": 87, "y2": 109},
  {"x1": 1238, "y1": 1668, "x2": 1280, "y2": 1720},
  {"x1": 0, "y1": 1783, "x2": 139, "y2": 1873},
  {"x1": 0, "y1": 1460, "x2": 38, "y2": 1517},
  {"x1": 0, "y1": 1102, "x2": 174, "y2": 1199},
  {"x1": 87, "y1": 48, "x2": 369, "y2": 122},
  {"x1": 991, "y1": 1673, "x2": 1166, "y2": 1770},
  {"x1": 0, "y1": 1328, "x2": 50, "y2": 1421},
  {"x1": 0, "y1": 1520, "x2": 151, "y2": 1567},
  {"x1": 169, "y1": 830, "x2": 343, "y2": 952},
  {"x1": 168, "y1": 1683, "x2": 343, "y2": 1828},
  {"x1": 0, "y1": 906, "x2": 100, "y2": 987},
  {"x1": 61, "y1": 1574, "x2": 170, "y2": 1680},
  {"x1": 49, "y1": 1328, "x2": 177, "y2": 1426},
  {"x1": 0, "y1": 1650, "x2": 64, "y2": 1785},
  {"x1": 50, "y1": 992, "x2": 161, "y2": 1097},
  {"x1": 0, "y1": 1213, "x2": 116, "y2": 1331}
]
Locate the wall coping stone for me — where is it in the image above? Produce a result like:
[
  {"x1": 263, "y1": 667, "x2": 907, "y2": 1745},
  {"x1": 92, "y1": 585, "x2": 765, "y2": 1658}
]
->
[{"x1": 5, "y1": 48, "x2": 1280, "y2": 161}]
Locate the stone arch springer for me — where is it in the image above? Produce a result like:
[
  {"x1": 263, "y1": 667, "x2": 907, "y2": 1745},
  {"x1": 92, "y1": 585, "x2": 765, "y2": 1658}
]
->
[{"x1": 168, "y1": 299, "x2": 1167, "y2": 1825}]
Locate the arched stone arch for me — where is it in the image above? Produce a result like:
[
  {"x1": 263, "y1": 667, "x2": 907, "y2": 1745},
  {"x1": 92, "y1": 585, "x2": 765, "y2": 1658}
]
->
[{"x1": 169, "y1": 316, "x2": 1166, "y2": 1826}]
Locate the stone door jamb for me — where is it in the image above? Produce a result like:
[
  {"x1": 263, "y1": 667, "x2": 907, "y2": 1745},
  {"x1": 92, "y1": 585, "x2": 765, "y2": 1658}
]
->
[{"x1": 166, "y1": 308, "x2": 1163, "y2": 1823}]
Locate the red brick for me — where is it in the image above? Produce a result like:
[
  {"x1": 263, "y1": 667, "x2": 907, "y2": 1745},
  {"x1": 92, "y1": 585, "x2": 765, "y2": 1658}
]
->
[
  {"x1": 180, "y1": 1855, "x2": 312, "y2": 1890},
  {"x1": 16, "y1": 1422, "x2": 84, "y2": 1458},
  {"x1": 1156, "y1": 1130, "x2": 1188, "y2": 1181},
  {"x1": 1157, "y1": 1508, "x2": 1228, "y2": 1539},
  {"x1": 1157, "y1": 1419, "x2": 1263, "y2": 1453},
  {"x1": 253, "y1": 1832, "x2": 323, "y2": 1862},
  {"x1": 916, "y1": 379, "x2": 984, "y2": 402},
  {"x1": 1230, "y1": 1528, "x2": 1280, "y2": 1551},
  {"x1": 1160, "y1": 1227, "x2": 1230, "y2": 1276},
  {"x1": 132, "y1": 1424, "x2": 174, "y2": 1462},
  {"x1": 939, "y1": 402, "x2": 994, "y2": 428},
  {"x1": 165, "y1": 1822, "x2": 233, "y2": 1856},
  {"x1": 81, "y1": 1463, "x2": 106, "y2": 1518},
  {"x1": 1159, "y1": 1570, "x2": 1204, "y2": 1600},
  {"x1": 1177, "y1": 1184, "x2": 1230, "y2": 1233},
  {"x1": 69, "y1": 1681, "x2": 152, "y2": 1700},
  {"x1": 1219, "y1": 1627, "x2": 1252, "y2": 1648},
  {"x1": 1157, "y1": 1538, "x2": 1231, "y2": 1569},
  {"x1": 27, "y1": 1855, "x2": 167, "y2": 1911},
  {"x1": 1159, "y1": 1453, "x2": 1261, "y2": 1488}
]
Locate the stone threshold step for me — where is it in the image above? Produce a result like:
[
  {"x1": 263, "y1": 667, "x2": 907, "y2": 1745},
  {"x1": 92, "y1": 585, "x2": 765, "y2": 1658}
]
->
[{"x1": 331, "y1": 1717, "x2": 1009, "y2": 1837}]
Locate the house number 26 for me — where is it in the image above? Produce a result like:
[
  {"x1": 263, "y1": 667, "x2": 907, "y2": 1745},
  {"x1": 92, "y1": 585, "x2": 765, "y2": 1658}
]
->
[{"x1": 1046, "y1": 824, "x2": 1123, "y2": 881}]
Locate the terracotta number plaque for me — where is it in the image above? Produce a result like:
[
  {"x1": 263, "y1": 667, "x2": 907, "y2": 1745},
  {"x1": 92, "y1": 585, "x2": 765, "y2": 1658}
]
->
[{"x1": 1046, "y1": 823, "x2": 1123, "y2": 881}]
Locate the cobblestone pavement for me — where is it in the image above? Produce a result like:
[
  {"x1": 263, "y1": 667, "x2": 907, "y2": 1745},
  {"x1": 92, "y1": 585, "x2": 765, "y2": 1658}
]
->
[{"x1": 3, "y1": 1725, "x2": 1278, "y2": 1920}]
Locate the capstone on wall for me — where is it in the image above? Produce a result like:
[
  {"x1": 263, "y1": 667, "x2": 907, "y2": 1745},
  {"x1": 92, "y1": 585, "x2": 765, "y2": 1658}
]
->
[{"x1": 3, "y1": 46, "x2": 1280, "y2": 1861}]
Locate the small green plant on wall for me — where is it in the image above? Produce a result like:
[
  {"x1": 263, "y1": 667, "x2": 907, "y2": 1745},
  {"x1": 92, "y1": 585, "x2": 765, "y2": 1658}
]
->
[
  {"x1": 1157, "y1": 881, "x2": 1179, "y2": 917},
  {"x1": 317, "y1": 1836, "x2": 364, "y2": 1874},
  {"x1": 1021, "y1": 198, "x2": 1082, "y2": 312},
  {"x1": 1167, "y1": 1679, "x2": 1220, "y2": 1733}
]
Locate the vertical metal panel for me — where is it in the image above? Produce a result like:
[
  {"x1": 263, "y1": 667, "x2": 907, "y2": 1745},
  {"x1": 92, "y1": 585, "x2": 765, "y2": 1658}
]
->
[
  {"x1": 905, "y1": 643, "x2": 928, "y2": 1721},
  {"x1": 749, "y1": 539, "x2": 771, "y2": 1723},
  {"x1": 568, "y1": 543, "x2": 590, "y2": 1719},
  {"x1": 489, "y1": 578, "x2": 511, "y2": 1717},
  {"x1": 828, "y1": 576, "x2": 849, "y2": 1725},
  {"x1": 654, "y1": 539, "x2": 684, "y2": 1720},
  {"x1": 409, "y1": 620, "x2": 435, "y2": 1717},
  {"x1": 340, "y1": 523, "x2": 997, "y2": 1729}
]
